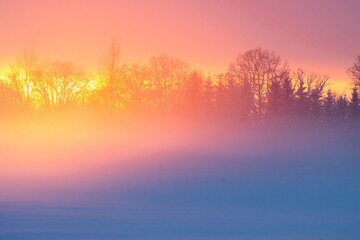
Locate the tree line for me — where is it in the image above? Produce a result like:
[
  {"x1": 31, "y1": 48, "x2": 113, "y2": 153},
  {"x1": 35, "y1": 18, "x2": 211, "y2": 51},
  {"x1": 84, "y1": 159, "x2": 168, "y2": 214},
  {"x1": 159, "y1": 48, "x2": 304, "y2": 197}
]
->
[{"x1": 1, "y1": 40, "x2": 360, "y2": 125}]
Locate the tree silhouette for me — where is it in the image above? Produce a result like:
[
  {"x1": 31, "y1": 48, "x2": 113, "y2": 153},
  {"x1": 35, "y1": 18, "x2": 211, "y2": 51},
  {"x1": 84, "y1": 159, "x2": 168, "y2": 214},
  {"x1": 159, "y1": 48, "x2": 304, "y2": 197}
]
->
[
  {"x1": 225, "y1": 74, "x2": 242, "y2": 118},
  {"x1": 34, "y1": 61, "x2": 89, "y2": 115},
  {"x1": 323, "y1": 89, "x2": 336, "y2": 124},
  {"x1": 181, "y1": 70, "x2": 203, "y2": 115},
  {"x1": 215, "y1": 74, "x2": 227, "y2": 116},
  {"x1": 1, "y1": 44, "x2": 359, "y2": 126},
  {"x1": 0, "y1": 81, "x2": 23, "y2": 117},
  {"x1": 266, "y1": 78, "x2": 282, "y2": 118},
  {"x1": 228, "y1": 48, "x2": 287, "y2": 120},
  {"x1": 98, "y1": 37, "x2": 122, "y2": 112},
  {"x1": 8, "y1": 48, "x2": 41, "y2": 114},
  {"x1": 280, "y1": 71, "x2": 294, "y2": 116},
  {"x1": 201, "y1": 76, "x2": 215, "y2": 116},
  {"x1": 147, "y1": 55, "x2": 189, "y2": 113},
  {"x1": 293, "y1": 69, "x2": 309, "y2": 118},
  {"x1": 307, "y1": 73, "x2": 328, "y2": 119},
  {"x1": 120, "y1": 63, "x2": 151, "y2": 114},
  {"x1": 348, "y1": 55, "x2": 360, "y2": 86},
  {"x1": 335, "y1": 95, "x2": 348, "y2": 123},
  {"x1": 349, "y1": 87, "x2": 360, "y2": 120}
]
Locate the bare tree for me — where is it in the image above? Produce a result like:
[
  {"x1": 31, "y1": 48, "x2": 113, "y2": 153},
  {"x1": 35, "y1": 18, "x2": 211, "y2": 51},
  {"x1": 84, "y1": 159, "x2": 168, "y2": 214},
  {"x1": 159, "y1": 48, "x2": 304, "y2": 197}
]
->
[
  {"x1": 120, "y1": 63, "x2": 152, "y2": 113},
  {"x1": 34, "y1": 61, "x2": 89, "y2": 114},
  {"x1": 347, "y1": 55, "x2": 360, "y2": 86},
  {"x1": 228, "y1": 48, "x2": 287, "y2": 120},
  {"x1": 98, "y1": 37, "x2": 122, "y2": 111},
  {"x1": 8, "y1": 47, "x2": 41, "y2": 112},
  {"x1": 147, "y1": 55, "x2": 189, "y2": 112},
  {"x1": 293, "y1": 69, "x2": 328, "y2": 118},
  {"x1": 0, "y1": 80, "x2": 24, "y2": 116}
]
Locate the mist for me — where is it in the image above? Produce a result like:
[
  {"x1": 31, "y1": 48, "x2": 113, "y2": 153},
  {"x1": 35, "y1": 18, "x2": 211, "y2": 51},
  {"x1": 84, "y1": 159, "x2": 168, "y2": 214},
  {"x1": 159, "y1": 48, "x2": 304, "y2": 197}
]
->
[{"x1": 1, "y1": 118, "x2": 359, "y2": 239}]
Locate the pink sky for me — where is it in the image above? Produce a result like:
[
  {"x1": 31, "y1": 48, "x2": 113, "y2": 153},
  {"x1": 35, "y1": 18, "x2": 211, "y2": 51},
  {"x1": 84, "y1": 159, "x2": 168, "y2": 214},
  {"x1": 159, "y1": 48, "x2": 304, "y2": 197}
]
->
[{"x1": 1, "y1": 0, "x2": 359, "y2": 93}]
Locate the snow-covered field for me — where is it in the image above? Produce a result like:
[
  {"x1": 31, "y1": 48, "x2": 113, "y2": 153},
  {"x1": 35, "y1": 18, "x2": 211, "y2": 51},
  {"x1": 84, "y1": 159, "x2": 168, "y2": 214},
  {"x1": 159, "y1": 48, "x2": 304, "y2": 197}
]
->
[{"x1": 1, "y1": 123, "x2": 360, "y2": 239}]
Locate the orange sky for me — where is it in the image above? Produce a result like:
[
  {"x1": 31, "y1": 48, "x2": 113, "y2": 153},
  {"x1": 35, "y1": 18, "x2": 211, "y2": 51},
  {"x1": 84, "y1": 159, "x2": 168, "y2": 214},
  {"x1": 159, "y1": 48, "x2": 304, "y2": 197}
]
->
[{"x1": 1, "y1": 0, "x2": 360, "y2": 94}]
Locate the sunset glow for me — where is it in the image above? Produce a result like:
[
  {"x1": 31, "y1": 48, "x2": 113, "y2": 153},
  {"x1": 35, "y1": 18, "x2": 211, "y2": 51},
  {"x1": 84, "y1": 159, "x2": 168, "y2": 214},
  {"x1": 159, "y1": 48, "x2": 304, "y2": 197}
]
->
[
  {"x1": 1, "y1": 1, "x2": 360, "y2": 93},
  {"x1": 1, "y1": 1, "x2": 360, "y2": 240}
]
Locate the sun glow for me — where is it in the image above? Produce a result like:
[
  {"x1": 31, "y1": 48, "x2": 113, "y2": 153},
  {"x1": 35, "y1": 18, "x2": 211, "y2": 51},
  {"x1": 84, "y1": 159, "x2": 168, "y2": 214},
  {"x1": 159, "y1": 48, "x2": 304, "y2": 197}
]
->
[{"x1": 0, "y1": 114, "x2": 210, "y2": 202}]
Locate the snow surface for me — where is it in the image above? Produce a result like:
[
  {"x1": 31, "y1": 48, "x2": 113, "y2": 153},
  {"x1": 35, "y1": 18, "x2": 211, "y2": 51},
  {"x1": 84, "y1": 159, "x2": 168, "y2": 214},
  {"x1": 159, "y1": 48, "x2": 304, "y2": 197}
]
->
[{"x1": 1, "y1": 125, "x2": 360, "y2": 239}]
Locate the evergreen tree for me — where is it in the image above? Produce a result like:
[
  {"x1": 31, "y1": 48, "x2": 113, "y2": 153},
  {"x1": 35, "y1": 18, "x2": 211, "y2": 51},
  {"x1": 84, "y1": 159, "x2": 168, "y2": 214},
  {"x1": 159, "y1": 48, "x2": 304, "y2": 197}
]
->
[
  {"x1": 201, "y1": 76, "x2": 215, "y2": 115},
  {"x1": 266, "y1": 79, "x2": 282, "y2": 118},
  {"x1": 241, "y1": 81, "x2": 254, "y2": 120},
  {"x1": 225, "y1": 75, "x2": 242, "y2": 118},
  {"x1": 228, "y1": 48, "x2": 286, "y2": 121},
  {"x1": 215, "y1": 76, "x2": 226, "y2": 116},
  {"x1": 294, "y1": 71, "x2": 309, "y2": 119},
  {"x1": 323, "y1": 89, "x2": 335, "y2": 124},
  {"x1": 308, "y1": 89, "x2": 323, "y2": 119},
  {"x1": 335, "y1": 95, "x2": 348, "y2": 123},
  {"x1": 281, "y1": 74, "x2": 294, "y2": 116},
  {"x1": 182, "y1": 71, "x2": 203, "y2": 115},
  {"x1": 349, "y1": 87, "x2": 360, "y2": 120}
]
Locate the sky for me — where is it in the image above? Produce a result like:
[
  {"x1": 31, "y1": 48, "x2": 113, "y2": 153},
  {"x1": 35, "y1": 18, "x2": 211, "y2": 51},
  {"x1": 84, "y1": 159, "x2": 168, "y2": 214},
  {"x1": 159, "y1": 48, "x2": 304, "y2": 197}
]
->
[{"x1": 1, "y1": 0, "x2": 360, "y2": 93}]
